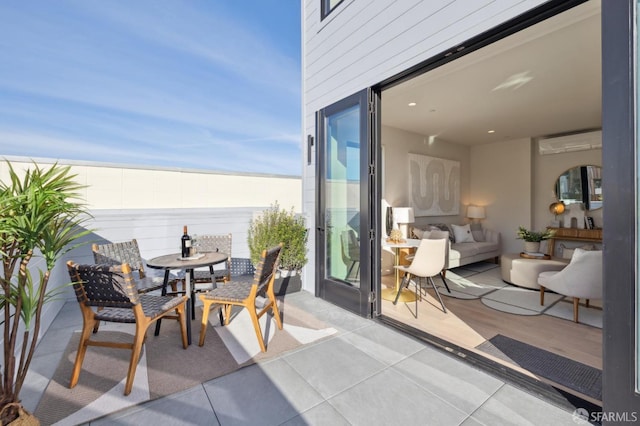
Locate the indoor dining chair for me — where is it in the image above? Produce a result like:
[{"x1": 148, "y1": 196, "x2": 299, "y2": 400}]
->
[
  {"x1": 393, "y1": 238, "x2": 448, "y2": 316},
  {"x1": 67, "y1": 261, "x2": 188, "y2": 396},
  {"x1": 198, "y1": 244, "x2": 283, "y2": 351}
]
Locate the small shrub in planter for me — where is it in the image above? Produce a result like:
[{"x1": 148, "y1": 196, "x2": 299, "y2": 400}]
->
[{"x1": 247, "y1": 202, "x2": 308, "y2": 273}]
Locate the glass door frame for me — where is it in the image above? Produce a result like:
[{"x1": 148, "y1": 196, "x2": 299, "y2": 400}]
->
[{"x1": 315, "y1": 88, "x2": 380, "y2": 317}]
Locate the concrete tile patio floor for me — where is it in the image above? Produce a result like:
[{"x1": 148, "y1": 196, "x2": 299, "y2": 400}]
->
[{"x1": 23, "y1": 291, "x2": 584, "y2": 425}]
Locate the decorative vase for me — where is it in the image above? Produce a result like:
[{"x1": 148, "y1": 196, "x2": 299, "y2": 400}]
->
[
  {"x1": 524, "y1": 241, "x2": 541, "y2": 253},
  {"x1": 386, "y1": 207, "x2": 394, "y2": 236}
]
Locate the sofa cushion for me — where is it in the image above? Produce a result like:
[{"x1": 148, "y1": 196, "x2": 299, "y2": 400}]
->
[
  {"x1": 451, "y1": 224, "x2": 475, "y2": 243},
  {"x1": 450, "y1": 242, "x2": 498, "y2": 260},
  {"x1": 470, "y1": 223, "x2": 485, "y2": 242},
  {"x1": 428, "y1": 223, "x2": 455, "y2": 243}
]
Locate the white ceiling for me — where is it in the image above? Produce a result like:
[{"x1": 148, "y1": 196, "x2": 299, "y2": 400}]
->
[{"x1": 381, "y1": 0, "x2": 601, "y2": 146}]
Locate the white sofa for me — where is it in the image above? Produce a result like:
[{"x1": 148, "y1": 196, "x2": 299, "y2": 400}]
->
[{"x1": 412, "y1": 225, "x2": 501, "y2": 269}]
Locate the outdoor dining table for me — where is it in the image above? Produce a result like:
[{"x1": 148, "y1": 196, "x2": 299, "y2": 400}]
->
[{"x1": 146, "y1": 251, "x2": 228, "y2": 345}]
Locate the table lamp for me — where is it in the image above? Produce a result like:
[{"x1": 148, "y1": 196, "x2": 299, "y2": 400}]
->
[
  {"x1": 549, "y1": 201, "x2": 566, "y2": 227},
  {"x1": 466, "y1": 205, "x2": 486, "y2": 223},
  {"x1": 393, "y1": 207, "x2": 414, "y2": 239}
]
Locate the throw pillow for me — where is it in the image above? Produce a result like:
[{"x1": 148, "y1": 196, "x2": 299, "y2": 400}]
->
[
  {"x1": 560, "y1": 243, "x2": 595, "y2": 260},
  {"x1": 412, "y1": 227, "x2": 425, "y2": 239},
  {"x1": 428, "y1": 223, "x2": 455, "y2": 243},
  {"x1": 424, "y1": 229, "x2": 449, "y2": 241},
  {"x1": 470, "y1": 223, "x2": 485, "y2": 242},
  {"x1": 451, "y1": 224, "x2": 475, "y2": 243}
]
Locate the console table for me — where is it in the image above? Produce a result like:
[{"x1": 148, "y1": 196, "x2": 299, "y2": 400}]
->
[{"x1": 546, "y1": 227, "x2": 603, "y2": 257}]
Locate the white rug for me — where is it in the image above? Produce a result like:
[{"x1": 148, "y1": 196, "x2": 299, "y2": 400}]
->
[
  {"x1": 437, "y1": 265, "x2": 506, "y2": 300},
  {"x1": 481, "y1": 286, "x2": 564, "y2": 315},
  {"x1": 544, "y1": 299, "x2": 603, "y2": 328}
]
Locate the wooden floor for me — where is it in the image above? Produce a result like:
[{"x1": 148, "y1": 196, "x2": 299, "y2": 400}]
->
[{"x1": 380, "y1": 274, "x2": 603, "y2": 405}]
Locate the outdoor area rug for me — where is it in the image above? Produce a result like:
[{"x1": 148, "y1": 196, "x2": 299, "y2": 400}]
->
[
  {"x1": 477, "y1": 334, "x2": 602, "y2": 401},
  {"x1": 34, "y1": 303, "x2": 337, "y2": 426}
]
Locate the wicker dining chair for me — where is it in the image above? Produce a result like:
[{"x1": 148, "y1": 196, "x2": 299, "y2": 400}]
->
[
  {"x1": 67, "y1": 261, "x2": 188, "y2": 396},
  {"x1": 192, "y1": 233, "x2": 232, "y2": 285},
  {"x1": 92, "y1": 239, "x2": 165, "y2": 294},
  {"x1": 198, "y1": 244, "x2": 283, "y2": 351}
]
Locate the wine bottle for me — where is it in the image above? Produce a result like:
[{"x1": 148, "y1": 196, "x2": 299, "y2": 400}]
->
[{"x1": 181, "y1": 225, "x2": 192, "y2": 258}]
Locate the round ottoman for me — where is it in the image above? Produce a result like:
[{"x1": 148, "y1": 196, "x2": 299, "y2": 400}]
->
[{"x1": 500, "y1": 253, "x2": 568, "y2": 289}]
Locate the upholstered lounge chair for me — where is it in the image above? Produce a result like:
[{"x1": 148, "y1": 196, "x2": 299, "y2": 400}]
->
[{"x1": 538, "y1": 248, "x2": 603, "y2": 323}]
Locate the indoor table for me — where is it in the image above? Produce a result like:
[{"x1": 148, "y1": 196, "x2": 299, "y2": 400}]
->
[
  {"x1": 147, "y1": 251, "x2": 228, "y2": 345},
  {"x1": 381, "y1": 238, "x2": 421, "y2": 302}
]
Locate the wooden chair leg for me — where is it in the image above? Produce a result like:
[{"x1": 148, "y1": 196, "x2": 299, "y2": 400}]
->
[
  {"x1": 124, "y1": 322, "x2": 148, "y2": 396},
  {"x1": 199, "y1": 298, "x2": 212, "y2": 347},
  {"x1": 539, "y1": 286, "x2": 545, "y2": 306},
  {"x1": 70, "y1": 319, "x2": 94, "y2": 388},
  {"x1": 248, "y1": 303, "x2": 266, "y2": 352},
  {"x1": 573, "y1": 297, "x2": 580, "y2": 323},
  {"x1": 267, "y1": 291, "x2": 283, "y2": 330},
  {"x1": 224, "y1": 305, "x2": 232, "y2": 325},
  {"x1": 176, "y1": 303, "x2": 188, "y2": 349}
]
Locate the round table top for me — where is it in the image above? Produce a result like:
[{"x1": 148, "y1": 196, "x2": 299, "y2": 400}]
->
[
  {"x1": 147, "y1": 251, "x2": 228, "y2": 269},
  {"x1": 382, "y1": 238, "x2": 421, "y2": 249}
]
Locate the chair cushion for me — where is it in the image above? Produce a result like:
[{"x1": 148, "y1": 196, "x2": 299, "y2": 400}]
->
[{"x1": 470, "y1": 223, "x2": 485, "y2": 242}]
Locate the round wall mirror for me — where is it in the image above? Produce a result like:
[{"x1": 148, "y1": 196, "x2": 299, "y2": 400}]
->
[{"x1": 554, "y1": 165, "x2": 602, "y2": 211}]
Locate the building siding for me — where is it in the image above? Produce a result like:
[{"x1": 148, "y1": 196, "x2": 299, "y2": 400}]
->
[{"x1": 301, "y1": 0, "x2": 547, "y2": 292}]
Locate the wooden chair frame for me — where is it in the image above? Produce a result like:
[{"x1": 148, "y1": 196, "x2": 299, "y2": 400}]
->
[
  {"x1": 198, "y1": 244, "x2": 283, "y2": 351},
  {"x1": 67, "y1": 261, "x2": 188, "y2": 395}
]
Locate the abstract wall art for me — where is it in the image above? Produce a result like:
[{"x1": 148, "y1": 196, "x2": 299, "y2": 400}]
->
[{"x1": 408, "y1": 153, "x2": 460, "y2": 216}]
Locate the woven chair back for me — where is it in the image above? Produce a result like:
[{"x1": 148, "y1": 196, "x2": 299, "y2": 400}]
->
[
  {"x1": 92, "y1": 239, "x2": 146, "y2": 278},
  {"x1": 67, "y1": 262, "x2": 139, "y2": 308},
  {"x1": 252, "y1": 244, "x2": 283, "y2": 294},
  {"x1": 196, "y1": 233, "x2": 232, "y2": 255}
]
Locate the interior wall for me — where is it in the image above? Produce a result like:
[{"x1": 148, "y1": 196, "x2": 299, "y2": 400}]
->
[
  {"x1": 382, "y1": 125, "x2": 470, "y2": 228},
  {"x1": 470, "y1": 138, "x2": 533, "y2": 254},
  {"x1": 532, "y1": 146, "x2": 602, "y2": 230}
]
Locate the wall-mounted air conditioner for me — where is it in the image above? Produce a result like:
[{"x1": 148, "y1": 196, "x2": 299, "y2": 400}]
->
[{"x1": 538, "y1": 130, "x2": 602, "y2": 155}]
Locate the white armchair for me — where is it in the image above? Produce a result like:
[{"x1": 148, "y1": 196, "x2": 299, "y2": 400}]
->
[{"x1": 538, "y1": 248, "x2": 602, "y2": 323}]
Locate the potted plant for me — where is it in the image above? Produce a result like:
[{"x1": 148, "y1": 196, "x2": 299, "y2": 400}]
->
[
  {"x1": 516, "y1": 226, "x2": 555, "y2": 253},
  {"x1": 247, "y1": 202, "x2": 308, "y2": 294},
  {"x1": 0, "y1": 161, "x2": 90, "y2": 424}
]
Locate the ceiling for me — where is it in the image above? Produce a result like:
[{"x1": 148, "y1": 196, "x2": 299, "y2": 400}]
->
[{"x1": 381, "y1": 0, "x2": 601, "y2": 146}]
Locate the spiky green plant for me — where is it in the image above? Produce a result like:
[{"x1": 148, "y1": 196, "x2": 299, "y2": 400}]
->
[
  {"x1": 247, "y1": 202, "x2": 308, "y2": 271},
  {"x1": 0, "y1": 161, "x2": 91, "y2": 424},
  {"x1": 516, "y1": 226, "x2": 555, "y2": 242}
]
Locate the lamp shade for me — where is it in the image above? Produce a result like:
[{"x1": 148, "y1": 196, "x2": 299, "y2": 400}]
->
[
  {"x1": 466, "y1": 205, "x2": 486, "y2": 219},
  {"x1": 393, "y1": 207, "x2": 414, "y2": 224}
]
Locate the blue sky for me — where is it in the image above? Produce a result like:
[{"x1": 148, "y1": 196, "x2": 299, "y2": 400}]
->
[{"x1": 0, "y1": 1, "x2": 302, "y2": 176}]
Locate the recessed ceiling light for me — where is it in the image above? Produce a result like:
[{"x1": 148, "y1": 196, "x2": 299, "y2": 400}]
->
[
  {"x1": 408, "y1": 102, "x2": 417, "y2": 107},
  {"x1": 488, "y1": 130, "x2": 495, "y2": 134}
]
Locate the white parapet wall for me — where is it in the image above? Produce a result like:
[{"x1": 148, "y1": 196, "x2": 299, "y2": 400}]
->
[
  {"x1": 0, "y1": 156, "x2": 302, "y2": 344},
  {"x1": 0, "y1": 156, "x2": 301, "y2": 211}
]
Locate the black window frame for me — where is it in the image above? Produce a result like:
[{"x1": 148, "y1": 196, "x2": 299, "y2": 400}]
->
[{"x1": 321, "y1": 0, "x2": 344, "y2": 20}]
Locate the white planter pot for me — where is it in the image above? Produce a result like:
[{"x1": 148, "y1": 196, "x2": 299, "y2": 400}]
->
[{"x1": 524, "y1": 241, "x2": 541, "y2": 253}]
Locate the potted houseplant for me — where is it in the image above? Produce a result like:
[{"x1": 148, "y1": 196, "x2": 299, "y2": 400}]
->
[
  {"x1": 0, "y1": 161, "x2": 90, "y2": 424},
  {"x1": 247, "y1": 202, "x2": 308, "y2": 294},
  {"x1": 516, "y1": 226, "x2": 555, "y2": 253}
]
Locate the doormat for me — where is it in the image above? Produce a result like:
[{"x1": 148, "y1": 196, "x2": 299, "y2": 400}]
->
[
  {"x1": 477, "y1": 334, "x2": 602, "y2": 401},
  {"x1": 34, "y1": 303, "x2": 336, "y2": 425}
]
